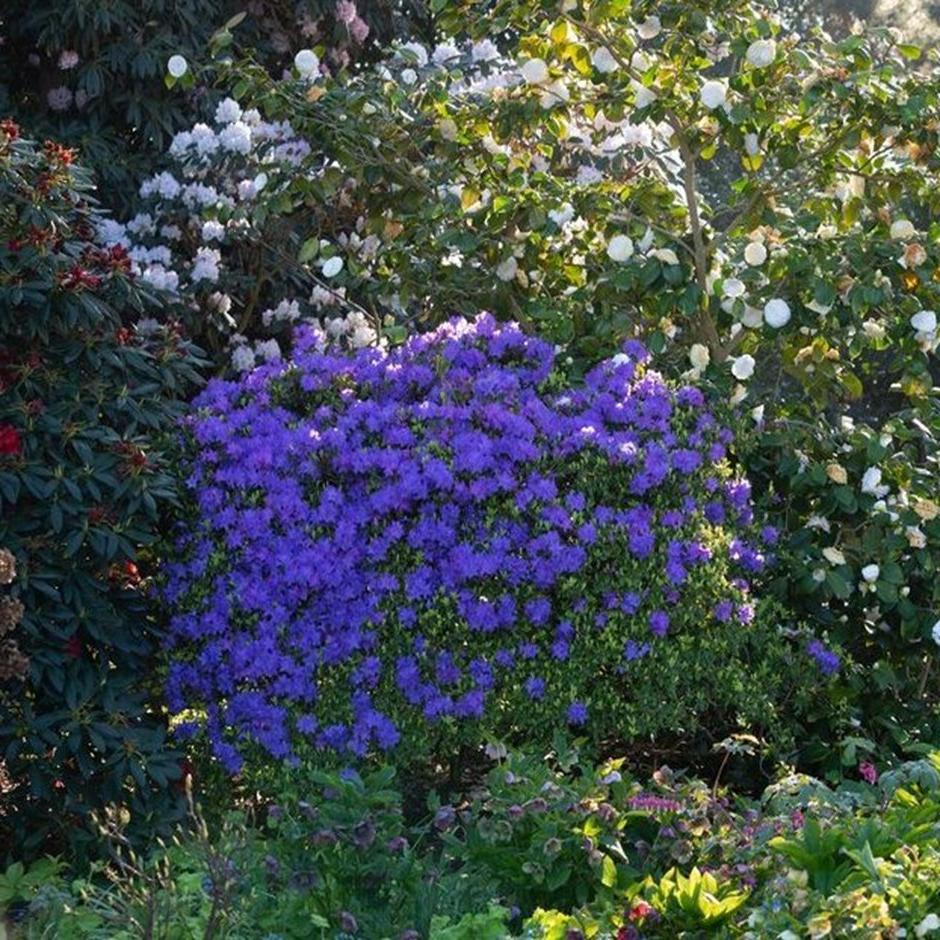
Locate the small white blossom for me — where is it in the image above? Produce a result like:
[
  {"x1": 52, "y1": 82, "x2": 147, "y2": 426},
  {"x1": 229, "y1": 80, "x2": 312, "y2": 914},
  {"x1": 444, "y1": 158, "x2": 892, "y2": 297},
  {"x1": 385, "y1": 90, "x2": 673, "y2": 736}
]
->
[
  {"x1": 606, "y1": 234, "x2": 634, "y2": 262},
  {"x1": 861, "y1": 564, "x2": 880, "y2": 583},
  {"x1": 294, "y1": 49, "x2": 320, "y2": 77},
  {"x1": 823, "y1": 546, "x2": 846, "y2": 566},
  {"x1": 231, "y1": 345, "x2": 256, "y2": 372},
  {"x1": 916, "y1": 913, "x2": 940, "y2": 938},
  {"x1": 496, "y1": 256, "x2": 519, "y2": 282},
  {"x1": 214, "y1": 97, "x2": 242, "y2": 125},
  {"x1": 746, "y1": 38, "x2": 777, "y2": 68},
  {"x1": 400, "y1": 68, "x2": 418, "y2": 86},
  {"x1": 521, "y1": 58, "x2": 550, "y2": 85},
  {"x1": 723, "y1": 278, "x2": 745, "y2": 298},
  {"x1": 700, "y1": 79, "x2": 727, "y2": 110},
  {"x1": 890, "y1": 219, "x2": 915, "y2": 240},
  {"x1": 689, "y1": 343, "x2": 710, "y2": 370},
  {"x1": 201, "y1": 220, "x2": 225, "y2": 242},
  {"x1": 167, "y1": 55, "x2": 188, "y2": 78},
  {"x1": 861, "y1": 467, "x2": 890, "y2": 497},
  {"x1": 592, "y1": 47, "x2": 619, "y2": 73},
  {"x1": 764, "y1": 298, "x2": 792, "y2": 328},
  {"x1": 219, "y1": 121, "x2": 252, "y2": 155},
  {"x1": 744, "y1": 241, "x2": 767, "y2": 266},
  {"x1": 471, "y1": 39, "x2": 500, "y2": 63},
  {"x1": 321, "y1": 256, "x2": 344, "y2": 278},
  {"x1": 637, "y1": 15, "x2": 662, "y2": 39},
  {"x1": 911, "y1": 310, "x2": 937, "y2": 334},
  {"x1": 731, "y1": 354, "x2": 755, "y2": 380}
]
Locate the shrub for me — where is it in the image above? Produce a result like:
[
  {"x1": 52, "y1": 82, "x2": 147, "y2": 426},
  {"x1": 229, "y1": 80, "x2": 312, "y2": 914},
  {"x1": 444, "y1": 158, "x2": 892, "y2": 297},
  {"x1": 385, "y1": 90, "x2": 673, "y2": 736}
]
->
[
  {"x1": 164, "y1": 313, "x2": 819, "y2": 773},
  {"x1": 0, "y1": 0, "x2": 428, "y2": 212},
  {"x1": 747, "y1": 408, "x2": 940, "y2": 773},
  {"x1": 0, "y1": 122, "x2": 204, "y2": 862}
]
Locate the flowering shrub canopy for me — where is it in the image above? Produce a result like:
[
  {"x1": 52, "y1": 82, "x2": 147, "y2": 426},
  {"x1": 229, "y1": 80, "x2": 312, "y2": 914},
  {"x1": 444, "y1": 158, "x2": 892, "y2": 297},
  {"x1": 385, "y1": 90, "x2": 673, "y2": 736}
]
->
[{"x1": 165, "y1": 314, "x2": 806, "y2": 771}]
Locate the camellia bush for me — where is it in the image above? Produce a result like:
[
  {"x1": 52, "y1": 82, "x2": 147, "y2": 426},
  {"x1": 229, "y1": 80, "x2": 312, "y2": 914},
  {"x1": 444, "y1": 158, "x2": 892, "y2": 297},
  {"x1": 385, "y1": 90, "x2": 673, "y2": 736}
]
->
[
  {"x1": 164, "y1": 313, "x2": 822, "y2": 773},
  {"x1": 114, "y1": 0, "x2": 940, "y2": 762},
  {"x1": 0, "y1": 122, "x2": 204, "y2": 861}
]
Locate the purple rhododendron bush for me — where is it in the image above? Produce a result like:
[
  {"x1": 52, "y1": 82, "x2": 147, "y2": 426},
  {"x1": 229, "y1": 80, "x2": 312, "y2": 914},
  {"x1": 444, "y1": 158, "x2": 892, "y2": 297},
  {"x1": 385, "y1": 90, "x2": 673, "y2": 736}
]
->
[{"x1": 164, "y1": 314, "x2": 819, "y2": 772}]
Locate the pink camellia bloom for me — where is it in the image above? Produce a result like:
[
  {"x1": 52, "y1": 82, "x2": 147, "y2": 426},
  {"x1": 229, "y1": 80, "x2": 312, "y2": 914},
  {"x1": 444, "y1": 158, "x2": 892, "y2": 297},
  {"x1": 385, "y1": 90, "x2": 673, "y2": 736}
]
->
[{"x1": 859, "y1": 760, "x2": 878, "y2": 785}]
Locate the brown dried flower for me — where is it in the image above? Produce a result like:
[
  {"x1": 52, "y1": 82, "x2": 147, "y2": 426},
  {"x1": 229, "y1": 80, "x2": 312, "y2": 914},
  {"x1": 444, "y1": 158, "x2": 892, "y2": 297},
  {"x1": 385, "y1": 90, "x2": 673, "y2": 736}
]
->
[{"x1": 0, "y1": 548, "x2": 15, "y2": 585}]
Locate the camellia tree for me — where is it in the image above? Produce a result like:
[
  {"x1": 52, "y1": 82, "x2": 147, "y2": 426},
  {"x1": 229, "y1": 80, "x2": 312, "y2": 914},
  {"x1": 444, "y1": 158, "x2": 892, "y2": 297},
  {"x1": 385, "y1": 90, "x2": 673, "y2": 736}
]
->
[{"x1": 119, "y1": 0, "x2": 940, "y2": 764}]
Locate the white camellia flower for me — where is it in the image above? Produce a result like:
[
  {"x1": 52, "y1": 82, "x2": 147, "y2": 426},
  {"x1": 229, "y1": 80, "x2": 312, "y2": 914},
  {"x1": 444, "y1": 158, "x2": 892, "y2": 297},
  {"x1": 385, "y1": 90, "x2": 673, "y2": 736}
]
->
[
  {"x1": 861, "y1": 466, "x2": 890, "y2": 497},
  {"x1": 548, "y1": 204, "x2": 575, "y2": 227},
  {"x1": 700, "y1": 80, "x2": 727, "y2": 110},
  {"x1": 606, "y1": 234, "x2": 634, "y2": 262},
  {"x1": 689, "y1": 343, "x2": 710, "y2": 370},
  {"x1": 744, "y1": 133, "x2": 760, "y2": 156},
  {"x1": 731, "y1": 354, "x2": 755, "y2": 380},
  {"x1": 822, "y1": 546, "x2": 846, "y2": 566},
  {"x1": 321, "y1": 256, "x2": 344, "y2": 278},
  {"x1": 862, "y1": 319, "x2": 886, "y2": 339},
  {"x1": 746, "y1": 38, "x2": 777, "y2": 68},
  {"x1": 916, "y1": 912, "x2": 940, "y2": 937},
  {"x1": 651, "y1": 248, "x2": 680, "y2": 265},
  {"x1": 496, "y1": 256, "x2": 518, "y2": 282},
  {"x1": 890, "y1": 219, "x2": 916, "y2": 240},
  {"x1": 764, "y1": 298, "x2": 792, "y2": 328},
  {"x1": 632, "y1": 81, "x2": 657, "y2": 108},
  {"x1": 744, "y1": 241, "x2": 767, "y2": 266},
  {"x1": 723, "y1": 278, "x2": 745, "y2": 298},
  {"x1": 400, "y1": 68, "x2": 418, "y2": 86},
  {"x1": 637, "y1": 15, "x2": 662, "y2": 39},
  {"x1": 911, "y1": 310, "x2": 937, "y2": 333},
  {"x1": 520, "y1": 57, "x2": 550, "y2": 85},
  {"x1": 167, "y1": 55, "x2": 188, "y2": 78},
  {"x1": 740, "y1": 305, "x2": 763, "y2": 328},
  {"x1": 861, "y1": 564, "x2": 880, "y2": 583},
  {"x1": 932, "y1": 621, "x2": 940, "y2": 647},
  {"x1": 294, "y1": 49, "x2": 320, "y2": 77},
  {"x1": 592, "y1": 46, "x2": 618, "y2": 73}
]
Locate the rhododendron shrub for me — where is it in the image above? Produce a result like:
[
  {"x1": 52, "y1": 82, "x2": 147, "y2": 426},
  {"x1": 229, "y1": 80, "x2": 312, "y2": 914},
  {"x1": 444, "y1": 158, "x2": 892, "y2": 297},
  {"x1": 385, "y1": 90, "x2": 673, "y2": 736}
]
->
[
  {"x1": 165, "y1": 315, "x2": 810, "y2": 771},
  {"x1": 0, "y1": 123, "x2": 203, "y2": 861}
]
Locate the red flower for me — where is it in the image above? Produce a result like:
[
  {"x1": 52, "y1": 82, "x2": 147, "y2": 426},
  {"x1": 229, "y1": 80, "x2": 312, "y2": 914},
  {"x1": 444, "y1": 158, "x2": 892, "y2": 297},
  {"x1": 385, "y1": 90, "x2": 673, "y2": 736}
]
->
[
  {"x1": 628, "y1": 902, "x2": 655, "y2": 923},
  {"x1": 64, "y1": 636, "x2": 82, "y2": 658},
  {"x1": 0, "y1": 424, "x2": 21, "y2": 456}
]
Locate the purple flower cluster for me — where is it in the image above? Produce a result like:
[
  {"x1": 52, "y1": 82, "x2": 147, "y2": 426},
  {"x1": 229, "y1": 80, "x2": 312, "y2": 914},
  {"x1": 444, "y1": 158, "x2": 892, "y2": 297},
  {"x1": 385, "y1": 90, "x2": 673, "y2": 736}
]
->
[{"x1": 164, "y1": 315, "x2": 773, "y2": 771}]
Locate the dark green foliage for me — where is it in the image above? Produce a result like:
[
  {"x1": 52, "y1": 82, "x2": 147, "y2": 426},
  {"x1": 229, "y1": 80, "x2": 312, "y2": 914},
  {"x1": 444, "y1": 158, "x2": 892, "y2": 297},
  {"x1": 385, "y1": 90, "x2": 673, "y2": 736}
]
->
[
  {"x1": 0, "y1": 0, "x2": 429, "y2": 212},
  {"x1": 0, "y1": 123, "x2": 204, "y2": 862}
]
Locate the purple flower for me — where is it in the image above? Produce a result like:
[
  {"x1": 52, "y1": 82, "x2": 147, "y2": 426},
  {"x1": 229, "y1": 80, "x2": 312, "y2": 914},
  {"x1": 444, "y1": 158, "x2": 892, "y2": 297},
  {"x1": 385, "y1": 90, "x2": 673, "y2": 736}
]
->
[
  {"x1": 649, "y1": 610, "x2": 670, "y2": 637},
  {"x1": 566, "y1": 701, "x2": 589, "y2": 725},
  {"x1": 807, "y1": 640, "x2": 840, "y2": 676}
]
